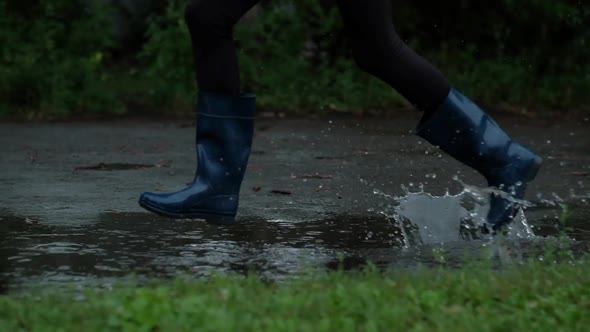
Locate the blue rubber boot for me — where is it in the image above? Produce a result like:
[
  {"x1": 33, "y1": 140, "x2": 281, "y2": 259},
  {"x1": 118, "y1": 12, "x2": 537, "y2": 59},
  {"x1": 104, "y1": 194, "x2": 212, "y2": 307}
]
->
[
  {"x1": 139, "y1": 92, "x2": 256, "y2": 224},
  {"x1": 416, "y1": 88, "x2": 542, "y2": 231}
]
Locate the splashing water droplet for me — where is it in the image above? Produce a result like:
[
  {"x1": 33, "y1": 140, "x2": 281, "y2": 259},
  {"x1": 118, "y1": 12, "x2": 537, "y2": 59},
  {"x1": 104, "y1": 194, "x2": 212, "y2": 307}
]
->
[{"x1": 361, "y1": 176, "x2": 538, "y2": 247}]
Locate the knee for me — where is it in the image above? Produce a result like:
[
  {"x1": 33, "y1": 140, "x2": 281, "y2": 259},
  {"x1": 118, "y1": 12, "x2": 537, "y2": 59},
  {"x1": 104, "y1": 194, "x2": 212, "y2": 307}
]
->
[{"x1": 184, "y1": 0, "x2": 233, "y2": 39}]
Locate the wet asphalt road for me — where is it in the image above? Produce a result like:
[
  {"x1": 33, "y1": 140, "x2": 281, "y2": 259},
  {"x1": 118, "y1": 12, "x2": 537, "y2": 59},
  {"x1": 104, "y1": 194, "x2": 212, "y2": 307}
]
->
[{"x1": 1, "y1": 113, "x2": 589, "y2": 290}]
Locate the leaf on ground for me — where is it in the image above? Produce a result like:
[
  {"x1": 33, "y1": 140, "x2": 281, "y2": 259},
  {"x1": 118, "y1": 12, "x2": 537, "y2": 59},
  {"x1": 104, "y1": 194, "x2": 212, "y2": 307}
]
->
[
  {"x1": 75, "y1": 163, "x2": 154, "y2": 171},
  {"x1": 75, "y1": 163, "x2": 109, "y2": 170},
  {"x1": 270, "y1": 190, "x2": 292, "y2": 195},
  {"x1": 291, "y1": 174, "x2": 333, "y2": 179},
  {"x1": 571, "y1": 171, "x2": 589, "y2": 176}
]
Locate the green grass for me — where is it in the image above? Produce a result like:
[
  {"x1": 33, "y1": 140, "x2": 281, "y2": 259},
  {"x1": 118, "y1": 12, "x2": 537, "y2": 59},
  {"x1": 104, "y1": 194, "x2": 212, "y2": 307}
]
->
[{"x1": 2, "y1": 258, "x2": 590, "y2": 331}]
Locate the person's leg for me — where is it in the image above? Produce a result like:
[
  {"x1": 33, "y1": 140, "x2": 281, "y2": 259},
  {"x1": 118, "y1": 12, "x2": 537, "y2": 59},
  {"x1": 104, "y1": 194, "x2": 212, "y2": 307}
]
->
[
  {"x1": 336, "y1": 0, "x2": 451, "y2": 114},
  {"x1": 185, "y1": 0, "x2": 260, "y2": 95},
  {"x1": 139, "y1": 0, "x2": 260, "y2": 223},
  {"x1": 336, "y1": 0, "x2": 542, "y2": 231}
]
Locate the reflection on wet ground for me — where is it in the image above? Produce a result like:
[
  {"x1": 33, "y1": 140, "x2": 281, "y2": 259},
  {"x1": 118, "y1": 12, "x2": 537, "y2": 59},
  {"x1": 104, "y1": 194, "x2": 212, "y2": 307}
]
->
[
  {"x1": 2, "y1": 119, "x2": 589, "y2": 292},
  {"x1": 1, "y1": 196, "x2": 589, "y2": 292}
]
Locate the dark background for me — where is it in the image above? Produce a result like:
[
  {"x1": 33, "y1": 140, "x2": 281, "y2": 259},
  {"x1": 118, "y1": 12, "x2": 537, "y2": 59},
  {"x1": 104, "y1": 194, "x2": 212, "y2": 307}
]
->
[{"x1": 0, "y1": 0, "x2": 588, "y2": 119}]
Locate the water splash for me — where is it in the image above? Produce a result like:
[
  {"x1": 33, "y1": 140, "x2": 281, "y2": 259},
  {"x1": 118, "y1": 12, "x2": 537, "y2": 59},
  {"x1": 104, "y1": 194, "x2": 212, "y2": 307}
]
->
[{"x1": 368, "y1": 178, "x2": 537, "y2": 248}]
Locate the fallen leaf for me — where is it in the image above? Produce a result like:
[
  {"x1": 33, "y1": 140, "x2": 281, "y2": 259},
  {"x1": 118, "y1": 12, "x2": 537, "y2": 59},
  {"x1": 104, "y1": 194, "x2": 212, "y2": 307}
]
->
[
  {"x1": 271, "y1": 190, "x2": 292, "y2": 195},
  {"x1": 75, "y1": 163, "x2": 107, "y2": 170},
  {"x1": 291, "y1": 174, "x2": 333, "y2": 179},
  {"x1": 75, "y1": 163, "x2": 154, "y2": 171},
  {"x1": 571, "y1": 171, "x2": 589, "y2": 176}
]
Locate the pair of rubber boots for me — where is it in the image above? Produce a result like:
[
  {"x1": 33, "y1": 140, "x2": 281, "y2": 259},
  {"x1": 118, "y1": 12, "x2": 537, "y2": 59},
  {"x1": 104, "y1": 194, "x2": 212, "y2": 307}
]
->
[{"x1": 139, "y1": 89, "x2": 542, "y2": 232}]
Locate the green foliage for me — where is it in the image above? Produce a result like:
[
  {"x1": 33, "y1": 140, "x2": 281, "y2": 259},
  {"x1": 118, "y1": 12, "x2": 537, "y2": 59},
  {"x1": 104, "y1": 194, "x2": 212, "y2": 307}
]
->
[
  {"x1": 236, "y1": 0, "x2": 406, "y2": 113},
  {"x1": 132, "y1": 0, "x2": 590, "y2": 115},
  {"x1": 139, "y1": 0, "x2": 196, "y2": 113},
  {"x1": 2, "y1": 258, "x2": 590, "y2": 331},
  {"x1": 0, "y1": 0, "x2": 588, "y2": 118},
  {"x1": 0, "y1": 0, "x2": 123, "y2": 119},
  {"x1": 138, "y1": 0, "x2": 404, "y2": 114},
  {"x1": 401, "y1": 0, "x2": 590, "y2": 110}
]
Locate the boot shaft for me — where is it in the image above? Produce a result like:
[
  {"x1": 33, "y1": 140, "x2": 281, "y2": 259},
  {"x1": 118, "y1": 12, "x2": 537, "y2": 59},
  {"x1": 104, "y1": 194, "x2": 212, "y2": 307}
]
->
[{"x1": 195, "y1": 92, "x2": 256, "y2": 193}]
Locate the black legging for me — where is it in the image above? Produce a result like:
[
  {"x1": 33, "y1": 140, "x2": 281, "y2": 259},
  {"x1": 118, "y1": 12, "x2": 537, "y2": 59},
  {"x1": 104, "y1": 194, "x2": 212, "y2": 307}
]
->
[{"x1": 185, "y1": 0, "x2": 451, "y2": 113}]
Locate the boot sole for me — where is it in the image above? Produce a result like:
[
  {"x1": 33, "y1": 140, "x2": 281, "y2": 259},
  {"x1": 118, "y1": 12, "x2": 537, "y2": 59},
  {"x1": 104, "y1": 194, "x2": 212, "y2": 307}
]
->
[
  {"x1": 489, "y1": 155, "x2": 543, "y2": 232},
  {"x1": 139, "y1": 199, "x2": 237, "y2": 225}
]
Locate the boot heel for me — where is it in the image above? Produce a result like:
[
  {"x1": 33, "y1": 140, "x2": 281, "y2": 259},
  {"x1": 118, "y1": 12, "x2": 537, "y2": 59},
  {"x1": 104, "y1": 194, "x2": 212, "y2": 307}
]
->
[{"x1": 524, "y1": 156, "x2": 543, "y2": 183}]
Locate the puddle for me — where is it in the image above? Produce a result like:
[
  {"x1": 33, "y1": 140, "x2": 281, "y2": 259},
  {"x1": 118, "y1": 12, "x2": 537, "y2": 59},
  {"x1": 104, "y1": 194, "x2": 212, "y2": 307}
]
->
[{"x1": 2, "y1": 189, "x2": 590, "y2": 292}]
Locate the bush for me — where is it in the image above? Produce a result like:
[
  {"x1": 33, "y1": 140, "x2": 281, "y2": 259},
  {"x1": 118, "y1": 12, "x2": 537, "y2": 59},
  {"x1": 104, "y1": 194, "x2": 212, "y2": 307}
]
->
[
  {"x1": 138, "y1": 0, "x2": 406, "y2": 114},
  {"x1": 0, "y1": 0, "x2": 122, "y2": 119},
  {"x1": 138, "y1": 0, "x2": 196, "y2": 114},
  {"x1": 138, "y1": 0, "x2": 590, "y2": 115},
  {"x1": 236, "y1": 0, "x2": 406, "y2": 113},
  {"x1": 0, "y1": 0, "x2": 588, "y2": 118},
  {"x1": 397, "y1": 0, "x2": 590, "y2": 110}
]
